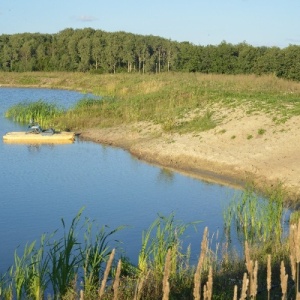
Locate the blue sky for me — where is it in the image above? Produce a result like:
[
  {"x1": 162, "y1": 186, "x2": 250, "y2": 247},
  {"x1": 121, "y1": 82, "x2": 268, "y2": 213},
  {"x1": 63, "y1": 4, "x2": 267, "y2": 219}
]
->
[{"x1": 0, "y1": 0, "x2": 299, "y2": 48}]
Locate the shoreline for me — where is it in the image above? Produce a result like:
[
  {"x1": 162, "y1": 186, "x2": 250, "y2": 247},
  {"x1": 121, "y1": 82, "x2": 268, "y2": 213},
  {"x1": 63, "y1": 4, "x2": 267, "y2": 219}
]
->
[
  {"x1": 78, "y1": 116, "x2": 300, "y2": 203},
  {"x1": 2, "y1": 78, "x2": 299, "y2": 202},
  {"x1": 80, "y1": 131, "x2": 246, "y2": 190}
]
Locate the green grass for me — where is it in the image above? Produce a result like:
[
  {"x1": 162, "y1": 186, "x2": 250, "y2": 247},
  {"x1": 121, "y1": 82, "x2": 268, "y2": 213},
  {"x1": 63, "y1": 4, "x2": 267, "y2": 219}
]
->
[
  {"x1": 258, "y1": 128, "x2": 266, "y2": 135},
  {"x1": 2, "y1": 72, "x2": 300, "y2": 133}
]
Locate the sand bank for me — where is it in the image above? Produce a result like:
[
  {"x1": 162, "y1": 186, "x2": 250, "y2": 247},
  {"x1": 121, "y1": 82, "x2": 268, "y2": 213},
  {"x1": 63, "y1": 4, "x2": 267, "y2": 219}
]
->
[{"x1": 79, "y1": 111, "x2": 300, "y2": 202}]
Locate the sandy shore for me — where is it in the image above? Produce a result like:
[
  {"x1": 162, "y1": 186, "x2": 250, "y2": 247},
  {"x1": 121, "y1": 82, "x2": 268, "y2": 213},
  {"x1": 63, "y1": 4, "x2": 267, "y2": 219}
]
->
[{"x1": 79, "y1": 110, "x2": 300, "y2": 202}]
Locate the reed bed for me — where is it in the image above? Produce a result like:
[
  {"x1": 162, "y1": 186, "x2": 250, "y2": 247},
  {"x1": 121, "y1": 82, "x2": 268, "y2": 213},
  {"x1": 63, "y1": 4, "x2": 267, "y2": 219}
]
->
[{"x1": 0, "y1": 201, "x2": 300, "y2": 299}]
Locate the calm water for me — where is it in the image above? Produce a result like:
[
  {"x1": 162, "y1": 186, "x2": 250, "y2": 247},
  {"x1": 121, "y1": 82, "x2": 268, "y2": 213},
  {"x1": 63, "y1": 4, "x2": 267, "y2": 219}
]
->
[{"x1": 0, "y1": 87, "x2": 239, "y2": 272}]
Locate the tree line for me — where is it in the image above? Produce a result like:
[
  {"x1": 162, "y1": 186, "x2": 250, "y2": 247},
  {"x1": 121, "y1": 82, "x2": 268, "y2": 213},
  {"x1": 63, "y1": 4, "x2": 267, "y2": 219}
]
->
[{"x1": 0, "y1": 27, "x2": 300, "y2": 81}]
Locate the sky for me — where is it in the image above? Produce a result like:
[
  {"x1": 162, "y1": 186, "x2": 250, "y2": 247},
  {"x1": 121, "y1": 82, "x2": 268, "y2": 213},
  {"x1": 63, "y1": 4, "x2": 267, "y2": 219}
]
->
[{"x1": 0, "y1": 0, "x2": 299, "y2": 48}]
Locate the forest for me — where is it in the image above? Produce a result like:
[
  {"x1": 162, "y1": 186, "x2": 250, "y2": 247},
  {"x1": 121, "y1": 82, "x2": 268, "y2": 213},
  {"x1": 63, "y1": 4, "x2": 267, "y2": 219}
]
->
[{"x1": 1, "y1": 27, "x2": 300, "y2": 81}]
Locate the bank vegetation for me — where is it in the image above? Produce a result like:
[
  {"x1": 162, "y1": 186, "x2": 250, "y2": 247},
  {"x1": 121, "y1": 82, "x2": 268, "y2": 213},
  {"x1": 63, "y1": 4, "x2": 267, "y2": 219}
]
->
[{"x1": 2, "y1": 71, "x2": 300, "y2": 133}]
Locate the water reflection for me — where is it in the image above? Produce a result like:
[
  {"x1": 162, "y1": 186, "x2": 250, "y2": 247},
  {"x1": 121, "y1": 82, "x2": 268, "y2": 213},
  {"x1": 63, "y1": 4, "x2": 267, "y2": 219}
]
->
[
  {"x1": 27, "y1": 144, "x2": 56, "y2": 153},
  {"x1": 157, "y1": 168, "x2": 174, "y2": 183},
  {"x1": 28, "y1": 144, "x2": 43, "y2": 153}
]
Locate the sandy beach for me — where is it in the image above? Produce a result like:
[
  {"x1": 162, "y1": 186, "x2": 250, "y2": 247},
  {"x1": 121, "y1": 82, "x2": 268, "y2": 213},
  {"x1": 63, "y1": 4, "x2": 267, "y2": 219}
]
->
[{"x1": 79, "y1": 108, "x2": 300, "y2": 202}]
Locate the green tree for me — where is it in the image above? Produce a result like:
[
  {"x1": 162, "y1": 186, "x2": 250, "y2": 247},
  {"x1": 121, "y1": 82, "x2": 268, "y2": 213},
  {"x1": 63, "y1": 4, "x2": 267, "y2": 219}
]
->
[
  {"x1": 210, "y1": 41, "x2": 238, "y2": 74},
  {"x1": 176, "y1": 42, "x2": 200, "y2": 72},
  {"x1": 254, "y1": 46, "x2": 282, "y2": 75},
  {"x1": 91, "y1": 30, "x2": 107, "y2": 72},
  {"x1": 135, "y1": 36, "x2": 151, "y2": 73},
  {"x1": 19, "y1": 39, "x2": 34, "y2": 71},
  {"x1": 1, "y1": 44, "x2": 13, "y2": 71},
  {"x1": 78, "y1": 37, "x2": 92, "y2": 71},
  {"x1": 236, "y1": 42, "x2": 257, "y2": 74},
  {"x1": 277, "y1": 45, "x2": 300, "y2": 81},
  {"x1": 122, "y1": 33, "x2": 136, "y2": 72}
]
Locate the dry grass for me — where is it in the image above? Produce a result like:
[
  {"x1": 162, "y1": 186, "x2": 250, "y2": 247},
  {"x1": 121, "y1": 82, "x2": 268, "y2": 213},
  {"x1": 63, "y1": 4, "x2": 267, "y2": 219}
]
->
[
  {"x1": 162, "y1": 249, "x2": 171, "y2": 300},
  {"x1": 99, "y1": 249, "x2": 115, "y2": 299},
  {"x1": 112, "y1": 260, "x2": 122, "y2": 300},
  {"x1": 193, "y1": 227, "x2": 208, "y2": 300}
]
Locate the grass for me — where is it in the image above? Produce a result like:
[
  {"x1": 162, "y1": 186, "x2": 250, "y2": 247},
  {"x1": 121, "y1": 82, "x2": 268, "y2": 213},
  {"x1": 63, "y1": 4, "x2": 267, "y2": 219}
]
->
[
  {"x1": 258, "y1": 128, "x2": 266, "y2": 135},
  {"x1": 2, "y1": 72, "x2": 300, "y2": 133}
]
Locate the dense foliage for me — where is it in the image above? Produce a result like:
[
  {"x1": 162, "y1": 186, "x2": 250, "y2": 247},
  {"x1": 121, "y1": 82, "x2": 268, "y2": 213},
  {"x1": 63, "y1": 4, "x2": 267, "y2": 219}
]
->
[{"x1": 1, "y1": 28, "x2": 300, "y2": 80}]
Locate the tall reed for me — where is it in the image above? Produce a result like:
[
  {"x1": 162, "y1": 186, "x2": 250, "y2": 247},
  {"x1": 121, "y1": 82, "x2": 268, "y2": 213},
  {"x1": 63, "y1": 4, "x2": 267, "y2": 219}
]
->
[
  {"x1": 112, "y1": 259, "x2": 122, "y2": 300},
  {"x1": 138, "y1": 213, "x2": 198, "y2": 276},
  {"x1": 162, "y1": 249, "x2": 171, "y2": 300},
  {"x1": 1, "y1": 205, "x2": 299, "y2": 299},
  {"x1": 99, "y1": 249, "x2": 115, "y2": 299},
  {"x1": 48, "y1": 209, "x2": 83, "y2": 298},
  {"x1": 81, "y1": 219, "x2": 125, "y2": 297},
  {"x1": 5, "y1": 100, "x2": 64, "y2": 129},
  {"x1": 193, "y1": 227, "x2": 208, "y2": 300},
  {"x1": 289, "y1": 218, "x2": 300, "y2": 298},
  {"x1": 267, "y1": 254, "x2": 272, "y2": 300},
  {"x1": 223, "y1": 186, "x2": 285, "y2": 246},
  {"x1": 280, "y1": 260, "x2": 288, "y2": 300}
]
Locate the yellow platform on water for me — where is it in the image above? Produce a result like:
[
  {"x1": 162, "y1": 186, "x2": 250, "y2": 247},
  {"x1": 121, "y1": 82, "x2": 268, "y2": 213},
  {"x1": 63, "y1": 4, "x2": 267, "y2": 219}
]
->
[{"x1": 3, "y1": 131, "x2": 75, "y2": 144}]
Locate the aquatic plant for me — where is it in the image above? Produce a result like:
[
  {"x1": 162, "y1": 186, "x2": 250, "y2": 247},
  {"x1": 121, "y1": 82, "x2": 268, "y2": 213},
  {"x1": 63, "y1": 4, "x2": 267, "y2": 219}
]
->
[
  {"x1": 11, "y1": 234, "x2": 50, "y2": 300},
  {"x1": 223, "y1": 186, "x2": 285, "y2": 246},
  {"x1": 0, "y1": 208, "x2": 125, "y2": 299},
  {"x1": 5, "y1": 100, "x2": 64, "y2": 128},
  {"x1": 138, "y1": 213, "x2": 200, "y2": 277},
  {"x1": 81, "y1": 219, "x2": 126, "y2": 298},
  {"x1": 48, "y1": 209, "x2": 83, "y2": 297}
]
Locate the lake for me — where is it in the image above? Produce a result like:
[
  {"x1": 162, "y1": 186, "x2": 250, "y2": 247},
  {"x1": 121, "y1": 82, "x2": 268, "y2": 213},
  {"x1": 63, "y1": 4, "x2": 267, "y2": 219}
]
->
[{"x1": 0, "y1": 87, "x2": 239, "y2": 272}]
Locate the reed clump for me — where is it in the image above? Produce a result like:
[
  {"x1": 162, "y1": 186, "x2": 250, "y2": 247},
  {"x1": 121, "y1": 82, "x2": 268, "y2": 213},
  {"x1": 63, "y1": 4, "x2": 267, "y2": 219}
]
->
[
  {"x1": 5, "y1": 100, "x2": 65, "y2": 129},
  {"x1": 223, "y1": 185, "x2": 285, "y2": 247}
]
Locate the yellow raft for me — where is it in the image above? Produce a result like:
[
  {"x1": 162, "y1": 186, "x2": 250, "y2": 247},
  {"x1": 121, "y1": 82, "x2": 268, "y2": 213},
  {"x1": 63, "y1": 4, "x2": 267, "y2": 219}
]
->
[{"x1": 3, "y1": 131, "x2": 75, "y2": 144}]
